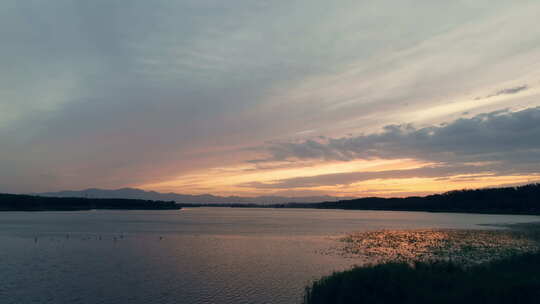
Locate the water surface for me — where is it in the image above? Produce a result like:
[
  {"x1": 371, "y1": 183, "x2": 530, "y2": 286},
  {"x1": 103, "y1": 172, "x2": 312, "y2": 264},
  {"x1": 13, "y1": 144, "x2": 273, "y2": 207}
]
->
[{"x1": 1, "y1": 208, "x2": 538, "y2": 304}]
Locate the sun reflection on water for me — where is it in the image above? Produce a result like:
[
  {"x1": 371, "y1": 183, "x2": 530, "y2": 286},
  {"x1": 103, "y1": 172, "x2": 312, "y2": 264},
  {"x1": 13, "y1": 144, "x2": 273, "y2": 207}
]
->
[{"x1": 331, "y1": 229, "x2": 540, "y2": 265}]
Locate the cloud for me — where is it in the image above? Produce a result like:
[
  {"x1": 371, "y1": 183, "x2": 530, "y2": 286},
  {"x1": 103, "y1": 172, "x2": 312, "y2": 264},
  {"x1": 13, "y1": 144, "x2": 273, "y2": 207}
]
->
[
  {"x1": 258, "y1": 106, "x2": 540, "y2": 172},
  {"x1": 493, "y1": 85, "x2": 529, "y2": 96},
  {"x1": 476, "y1": 85, "x2": 529, "y2": 100},
  {"x1": 2, "y1": 1, "x2": 540, "y2": 193},
  {"x1": 241, "y1": 164, "x2": 497, "y2": 189}
]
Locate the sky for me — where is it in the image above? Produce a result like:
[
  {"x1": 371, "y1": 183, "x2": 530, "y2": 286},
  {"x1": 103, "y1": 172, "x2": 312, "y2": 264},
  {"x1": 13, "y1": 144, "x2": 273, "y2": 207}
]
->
[{"x1": 2, "y1": 0, "x2": 540, "y2": 197}]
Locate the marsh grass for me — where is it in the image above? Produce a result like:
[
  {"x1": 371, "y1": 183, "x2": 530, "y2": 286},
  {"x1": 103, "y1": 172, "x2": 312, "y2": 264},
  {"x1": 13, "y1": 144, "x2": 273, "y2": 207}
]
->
[
  {"x1": 303, "y1": 252, "x2": 540, "y2": 304},
  {"x1": 306, "y1": 225, "x2": 540, "y2": 303}
]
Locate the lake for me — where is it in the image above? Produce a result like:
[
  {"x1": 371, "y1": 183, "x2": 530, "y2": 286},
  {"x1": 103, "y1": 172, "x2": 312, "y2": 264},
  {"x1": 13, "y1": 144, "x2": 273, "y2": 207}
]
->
[{"x1": 1, "y1": 208, "x2": 539, "y2": 304}]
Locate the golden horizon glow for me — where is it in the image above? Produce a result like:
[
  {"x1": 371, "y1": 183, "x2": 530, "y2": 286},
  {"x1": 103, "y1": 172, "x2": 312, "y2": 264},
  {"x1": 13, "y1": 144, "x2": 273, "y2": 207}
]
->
[{"x1": 137, "y1": 158, "x2": 540, "y2": 198}]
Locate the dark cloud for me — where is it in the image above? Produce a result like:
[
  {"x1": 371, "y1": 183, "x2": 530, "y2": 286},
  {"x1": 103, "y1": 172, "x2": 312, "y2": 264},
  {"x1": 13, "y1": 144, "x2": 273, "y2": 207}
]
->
[
  {"x1": 476, "y1": 85, "x2": 529, "y2": 100},
  {"x1": 258, "y1": 106, "x2": 540, "y2": 174},
  {"x1": 495, "y1": 85, "x2": 529, "y2": 96}
]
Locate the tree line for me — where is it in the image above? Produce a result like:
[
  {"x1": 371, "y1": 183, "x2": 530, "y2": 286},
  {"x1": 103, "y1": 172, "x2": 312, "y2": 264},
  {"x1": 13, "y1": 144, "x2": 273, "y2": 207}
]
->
[
  {"x1": 0, "y1": 193, "x2": 180, "y2": 211},
  {"x1": 274, "y1": 184, "x2": 540, "y2": 215}
]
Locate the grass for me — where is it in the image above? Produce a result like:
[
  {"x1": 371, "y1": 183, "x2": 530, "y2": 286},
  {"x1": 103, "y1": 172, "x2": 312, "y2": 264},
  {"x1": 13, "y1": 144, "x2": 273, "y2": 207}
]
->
[{"x1": 303, "y1": 252, "x2": 540, "y2": 304}]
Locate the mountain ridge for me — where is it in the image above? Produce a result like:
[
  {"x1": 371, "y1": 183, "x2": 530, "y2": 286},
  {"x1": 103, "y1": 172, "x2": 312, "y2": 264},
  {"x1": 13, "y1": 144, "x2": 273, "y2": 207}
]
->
[{"x1": 34, "y1": 188, "x2": 353, "y2": 204}]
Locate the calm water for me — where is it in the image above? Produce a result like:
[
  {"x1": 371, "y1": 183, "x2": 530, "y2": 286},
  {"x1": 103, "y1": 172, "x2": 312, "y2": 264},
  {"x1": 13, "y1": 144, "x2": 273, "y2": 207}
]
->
[{"x1": 1, "y1": 208, "x2": 539, "y2": 304}]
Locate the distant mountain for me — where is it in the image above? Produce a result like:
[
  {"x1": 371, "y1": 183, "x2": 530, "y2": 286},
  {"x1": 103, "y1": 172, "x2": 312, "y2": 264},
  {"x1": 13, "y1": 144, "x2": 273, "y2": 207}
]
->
[{"x1": 35, "y1": 188, "x2": 353, "y2": 205}]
